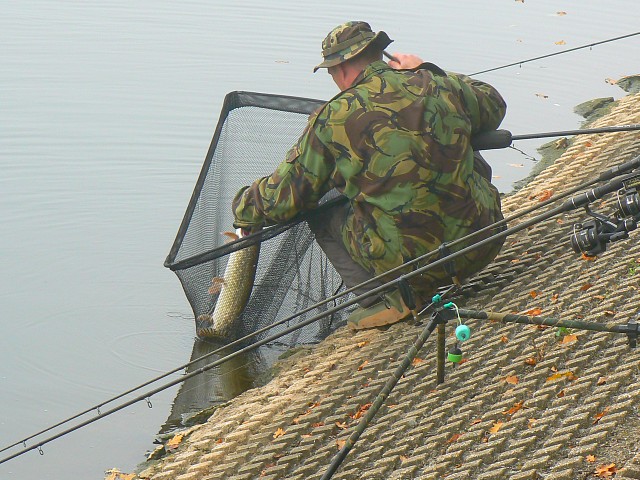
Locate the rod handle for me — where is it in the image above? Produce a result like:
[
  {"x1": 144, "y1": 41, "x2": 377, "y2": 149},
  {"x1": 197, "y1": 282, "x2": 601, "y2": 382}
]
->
[{"x1": 471, "y1": 129, "x2": 513, "y2": 151}]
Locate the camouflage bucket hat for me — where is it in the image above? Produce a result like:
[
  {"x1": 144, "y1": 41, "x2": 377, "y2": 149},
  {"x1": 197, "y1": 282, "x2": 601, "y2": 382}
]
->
[{"x1": 313, "y1": 21, "x2": 393, "y2": 73}]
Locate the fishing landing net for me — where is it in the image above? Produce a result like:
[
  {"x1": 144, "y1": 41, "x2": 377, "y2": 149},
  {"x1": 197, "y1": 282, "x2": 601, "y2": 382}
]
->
[{"x1": 165, "y1": 91, "x2": 354, "y2": 346}]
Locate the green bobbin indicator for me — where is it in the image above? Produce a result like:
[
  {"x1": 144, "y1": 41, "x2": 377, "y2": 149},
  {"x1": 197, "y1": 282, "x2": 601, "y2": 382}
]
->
[{"x1": 448, "y1": 346, "x2": 463, "y2": 363}]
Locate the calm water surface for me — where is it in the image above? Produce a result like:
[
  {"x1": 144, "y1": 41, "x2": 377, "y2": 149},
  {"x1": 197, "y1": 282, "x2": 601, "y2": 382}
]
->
[{"x1": 1, "y1": 1, "x2": 638, "y2": 478}]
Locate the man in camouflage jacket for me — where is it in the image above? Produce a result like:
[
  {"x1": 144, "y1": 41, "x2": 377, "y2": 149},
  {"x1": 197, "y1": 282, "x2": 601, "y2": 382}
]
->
[{"x1": 233, "y1": 21, "x2": 507, "y2": 329}]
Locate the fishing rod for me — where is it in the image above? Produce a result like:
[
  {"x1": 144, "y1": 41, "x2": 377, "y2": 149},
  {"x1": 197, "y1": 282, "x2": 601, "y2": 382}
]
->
[
  {"x1": 3, "y1": 153, "x2": 639, "y2": 465},
  {"x1": 5, "y1": 148, "x2": 639, "y2": 458},
  {"x1": 470, "y1": 31, "x2": 640, "y2": 76}
]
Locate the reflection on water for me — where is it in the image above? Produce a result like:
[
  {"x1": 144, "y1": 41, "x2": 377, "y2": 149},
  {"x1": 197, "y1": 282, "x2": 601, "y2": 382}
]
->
[{"x1": 159, "y1": 339, "x2": 270, "y2": 435}]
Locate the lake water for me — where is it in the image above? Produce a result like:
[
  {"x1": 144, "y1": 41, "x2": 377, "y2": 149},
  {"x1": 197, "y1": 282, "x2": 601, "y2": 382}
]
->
[{"x1": 1, "y1": 1, "x2": 638, "y2": 478}]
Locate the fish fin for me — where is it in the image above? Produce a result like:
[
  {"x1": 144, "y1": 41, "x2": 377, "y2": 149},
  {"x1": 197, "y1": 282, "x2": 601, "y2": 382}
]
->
[
  {"x1": 208, "y1": 277, "x2": 225, "y2": 295},
  {"x1": 222, "y1": 231, "x2": 239, "y2": 242}
]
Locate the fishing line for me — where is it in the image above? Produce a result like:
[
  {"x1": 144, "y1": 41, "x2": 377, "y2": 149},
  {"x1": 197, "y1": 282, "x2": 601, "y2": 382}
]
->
[
  {"x1": 509, "y1": 144, "x2": 538, "y2": 163},
  {"x1": 470, "y1": 31, "x2": 640, "y2": 76},
  {"x1": 3, "y1": 150, "x2": 639, "y2": 461},
  {"x1": 3, "y1": 153, "x2": 639, "y2": 465}
]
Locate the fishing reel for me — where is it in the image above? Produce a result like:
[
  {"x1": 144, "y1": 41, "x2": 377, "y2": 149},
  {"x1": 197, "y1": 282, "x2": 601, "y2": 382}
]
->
[{"x1": 570, "y1": 182, "x2": 640, "y2": 256}]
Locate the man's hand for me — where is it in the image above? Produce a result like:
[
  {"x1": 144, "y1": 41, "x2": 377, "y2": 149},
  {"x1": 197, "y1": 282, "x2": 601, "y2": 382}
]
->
[{"x1": 387, "y1": 53, "x2": 424, "y2": 70}]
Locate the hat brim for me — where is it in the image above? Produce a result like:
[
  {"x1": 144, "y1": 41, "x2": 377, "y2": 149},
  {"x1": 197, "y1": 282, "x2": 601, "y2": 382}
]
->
[{"x1": 313, "y1": 31, "x2": 393, "y2": 73}]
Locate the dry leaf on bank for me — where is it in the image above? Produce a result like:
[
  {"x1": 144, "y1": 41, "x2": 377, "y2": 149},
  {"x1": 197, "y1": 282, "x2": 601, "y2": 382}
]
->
[
  {"x1": 593, "y1": 407, "x2": 610, "y2": 424},
  {"x1": 166, "y1": 433, "x2": 185, "y2": 450},
  {"x1": 594, "y1": 463, "x2": 617, "y2": 477},
  {"x1": 546, "y1": 371, "x2": 577, "y2": 383},
  {"x1": 489, "y1": 421, "x2": 504, "y2": 434},
  {"x1": 561, "y1": 334, "x2": 578, "y2": 344}
]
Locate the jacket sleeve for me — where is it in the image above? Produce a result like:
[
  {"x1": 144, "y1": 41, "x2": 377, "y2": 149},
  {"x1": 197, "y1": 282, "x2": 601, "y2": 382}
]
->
[
  {"x1": 232, "y1": 118, "x2": 335, "y2": 229},
  {"x1": 448, "y1": 72, "x2": 507, "y2": 135}
]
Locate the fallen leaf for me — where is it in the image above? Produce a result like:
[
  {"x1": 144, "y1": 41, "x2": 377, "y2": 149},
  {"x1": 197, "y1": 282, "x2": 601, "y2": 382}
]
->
[
  {"x1": 561, "y1": 334, "x2": 578, "y2": 344},
  {"x1": 551, "y1": 293, "x2": 559, "y2": 302},
  {"x1": 530, "y1": 290, "x2": 540, "y2": 298},
  {"x1": 582, "y1": 253, "x2": 597, "y2": 261},
  {"x1": 489, "y1": 421, "x2": 504, "y2": 434},
  {"x1": 586, "y1": 455, "x2": 596, "y2": 463},
  {"x1": 555, "y1": 40, "x2": 567, "y2": 45},
  {"x1": 594, "y1": 463, "x2": 617, "y2": 477},
  {"x1": 500, "y1": 336, "x2": 509, "y2": 343},
  {"x1": 503, "y1": 401, "x2": 524, "y2": 416},
  {"x1": 550, "y1": 366, "x2": 558, "y2": 372},
  {"x1": 312, "y1": 422, "x2": 325, "y2": 428},
  {"x1": 524, "y1": 307, "x2": 543, "y2": 316},
  {"x1": 597, "y1": 377, "x2": 607, "y2": 385},
  {"x1": 335, "y1": 421, "x2": 348, "y2": 430},
  {"x1": 447, "y1": 433, "x2": 463, "y2": 443},
  {"x1": 537, "y1": 190, "x2": 553, "y2": 202},
  {"x1": 470, "y1": 418, "x2": 482, "y2": 425},
  {"x1": 557, "y1": 389, "x2": 565, "y2": 398},
  {"x1": 593, "y1": 407, "x2": 610, "y2": 424},
  {"x1": 525, "y1": 357, "x2": 537, "y2": 366},
  {"x1": 604, "y1": 310, "x2": 616, "y2": 316},
  {"x1": 356, "y1": 341, "x2": 370, "y2": 348},
  {"x1": 412, "y1": 357, "x2": 424, "y2": 366},
  {"x1": 580, "y1": 283, "x2": 593, "y2": 291},
  {"x1": 400, "y1": 455, "x2": 409, "y2": 462},
  {"x1": 166, "y1": 433, "x2": 185, "y2": 450},
  {"x1": 528, "y1": 418, "x2": 537, "y2": 428},
  {"x1": 546, "y1": 371, "x2": 577, "y2": 383},
  {"x1": 357, "y1": 360, "x2": 369, "y2": 371},
  {"x1": 336, "y1": 439, "x2": 346, "y2": 450},
  {"x1": 273, "y1": 428, "x2": 286, "y2": 439},
  {"x1": 505, "y1": 375, "x2": 519, "y2": 385},
  {"x1": 351, "y1": 403, "x2": 372, "y2": 420}
]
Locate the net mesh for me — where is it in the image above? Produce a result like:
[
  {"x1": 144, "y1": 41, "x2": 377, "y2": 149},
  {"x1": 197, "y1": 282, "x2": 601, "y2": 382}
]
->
[{"x1": 165, "y1": 92, "x2": 354, "y2": 345}]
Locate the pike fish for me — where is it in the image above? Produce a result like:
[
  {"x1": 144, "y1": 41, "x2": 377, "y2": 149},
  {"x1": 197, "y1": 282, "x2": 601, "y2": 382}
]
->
[{"x1": 196, "y1": 229, "x2": 260, "y2": 339}]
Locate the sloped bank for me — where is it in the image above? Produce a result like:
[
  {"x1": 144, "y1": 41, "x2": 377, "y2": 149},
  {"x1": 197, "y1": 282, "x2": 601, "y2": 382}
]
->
[{"x1": 124, "y1": 78, "x2": 640, "y2": 480}]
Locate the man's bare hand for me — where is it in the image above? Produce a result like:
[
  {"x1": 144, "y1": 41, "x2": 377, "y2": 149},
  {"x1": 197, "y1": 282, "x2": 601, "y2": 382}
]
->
[{"x1": 387, "y1": 53, "x2": 424, "y2": 70}]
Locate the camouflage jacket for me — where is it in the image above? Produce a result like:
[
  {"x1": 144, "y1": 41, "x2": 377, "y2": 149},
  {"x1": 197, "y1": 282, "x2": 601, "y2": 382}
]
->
[{"x1": 233, "y1": 61, "x2": 507, "y2": 286}]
